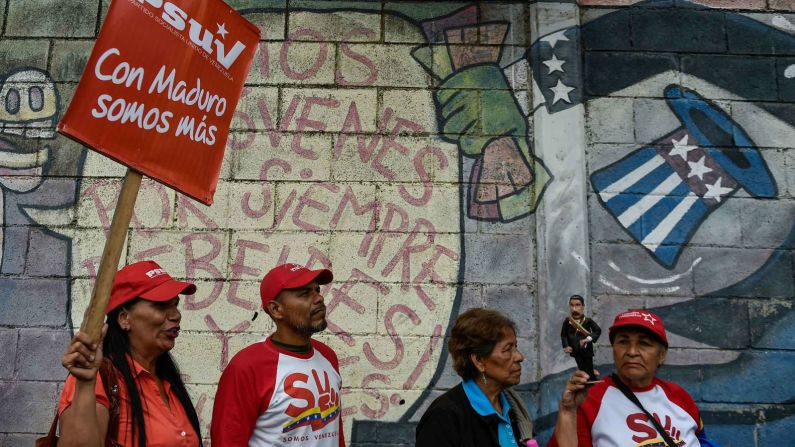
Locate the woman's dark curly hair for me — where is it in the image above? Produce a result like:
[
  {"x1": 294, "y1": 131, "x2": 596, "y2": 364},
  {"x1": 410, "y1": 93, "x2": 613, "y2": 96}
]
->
[{"x1": 447, "y1": 308, "x2": 517, "y2": 380}]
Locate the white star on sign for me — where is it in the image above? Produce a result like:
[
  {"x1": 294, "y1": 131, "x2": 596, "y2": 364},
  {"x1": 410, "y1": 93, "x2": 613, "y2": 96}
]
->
[
  {"x1": 550, "y1": 79, "x2": 575, "y2": 104},
  {"x1": 669, "y1": 135, "x2": 698, "y2": 160},
  {"x1": 540, "y1": 30, "x2": 569, "y2": 49},
  {"x1": 217, "y1": 22, "x2": 229, "y2": 39},
  {"x1": 704, "y1": 177, "x2": 734, "y2": 203},
  {"x1": 542, "y1": 54, "x2": 566, "y2": 74},
  {"x1": 687, "y1": 156, "x2": 713, "y2": 181},
  {"x1": 642, "y1": 313, "x2": 656, "y2": 325}
]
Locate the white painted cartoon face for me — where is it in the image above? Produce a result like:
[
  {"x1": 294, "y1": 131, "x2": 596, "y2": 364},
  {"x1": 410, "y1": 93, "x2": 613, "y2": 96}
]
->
[
  {"x1": 0, "y1": 69, "x2": 57, "y2": 270},
  {"x1": 0, "y1": 69, "x2": 58, "y2": 138}
]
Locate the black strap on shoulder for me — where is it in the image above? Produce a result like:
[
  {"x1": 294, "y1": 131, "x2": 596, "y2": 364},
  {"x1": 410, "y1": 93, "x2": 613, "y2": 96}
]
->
[{"x1": 611, "y1": 374, "x2": 679, "y2": 447}]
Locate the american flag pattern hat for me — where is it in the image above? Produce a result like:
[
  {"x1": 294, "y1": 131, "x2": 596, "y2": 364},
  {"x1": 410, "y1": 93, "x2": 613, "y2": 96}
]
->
[{"x1": 591, "y1": 85, "x2": 777, "y2": 268}]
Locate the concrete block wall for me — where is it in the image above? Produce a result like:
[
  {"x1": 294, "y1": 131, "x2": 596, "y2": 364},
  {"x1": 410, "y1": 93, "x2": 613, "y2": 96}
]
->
[{"x1": 0, "y1": 1, "x2": 793, "y2": 446}]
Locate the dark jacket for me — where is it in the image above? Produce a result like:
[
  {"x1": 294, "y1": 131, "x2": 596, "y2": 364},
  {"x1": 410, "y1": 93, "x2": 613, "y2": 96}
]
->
[
  {"x1": 415, "y1": 383, "x2": 527, "y2": 447},
  {"x1": 560, "y1": 316, "x2": 601, "y2": 358}
]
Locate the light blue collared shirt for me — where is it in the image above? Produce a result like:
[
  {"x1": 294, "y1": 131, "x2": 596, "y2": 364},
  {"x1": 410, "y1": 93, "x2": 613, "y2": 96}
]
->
[{"x1": 462, "y1": 379, "x2": 519, "y2": 447}]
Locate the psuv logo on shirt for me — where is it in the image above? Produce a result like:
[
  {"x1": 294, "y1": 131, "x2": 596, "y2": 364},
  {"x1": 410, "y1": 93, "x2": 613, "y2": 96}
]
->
[
  {"x1": 627, "y1": 412, "x2": 686, "y2": 447},
  {"x1": 281, "y1": 369, "x2": 340, "y2": 434}
]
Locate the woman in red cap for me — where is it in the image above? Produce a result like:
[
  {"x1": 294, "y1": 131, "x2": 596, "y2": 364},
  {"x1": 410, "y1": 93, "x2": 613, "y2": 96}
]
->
[
  {"x1": 548, "y1": 309, "x2": 721, "y2": 447},
  {"x1": 56, "y1": 261, "x2": 202, "y2": 447}
]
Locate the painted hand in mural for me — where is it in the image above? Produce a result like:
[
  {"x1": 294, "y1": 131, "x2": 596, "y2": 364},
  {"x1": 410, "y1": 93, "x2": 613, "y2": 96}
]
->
[
  {"x1": 412, "y1": 6, "x2": 551, "y2": 222},
  {"x1": 435, "y1": 71, "x2": 550, "y2": 222}
]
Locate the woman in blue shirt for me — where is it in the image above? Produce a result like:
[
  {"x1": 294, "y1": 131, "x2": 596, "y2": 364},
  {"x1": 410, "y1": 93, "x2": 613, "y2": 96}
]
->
[{"x1": 416, "y1": 308, "x2": 587, "y2": 447}]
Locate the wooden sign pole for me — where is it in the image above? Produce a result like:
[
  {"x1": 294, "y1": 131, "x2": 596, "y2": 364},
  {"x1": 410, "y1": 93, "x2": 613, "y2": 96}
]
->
[{"x1": 80, "y1": 168, "x2": 143, "y2": 342}]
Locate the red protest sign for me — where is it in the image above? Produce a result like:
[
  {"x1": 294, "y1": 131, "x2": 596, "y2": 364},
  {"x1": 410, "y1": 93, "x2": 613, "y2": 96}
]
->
[{"x1": 59, "y1": 0, "x2": 259, "y2": 204}]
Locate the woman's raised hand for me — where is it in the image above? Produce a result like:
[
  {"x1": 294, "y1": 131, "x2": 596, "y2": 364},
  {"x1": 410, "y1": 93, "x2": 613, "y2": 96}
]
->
[
  {"x1": 560, "y1": 370, "x2": 590, "y2": 412},
  {"x1": 61, "y1": 324, "x2": 108, "y2": 381}
]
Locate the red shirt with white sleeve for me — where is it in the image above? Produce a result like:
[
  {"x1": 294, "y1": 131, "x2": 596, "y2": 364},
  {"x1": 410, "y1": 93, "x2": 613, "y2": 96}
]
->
[
  {"x1": 549, "y1": 375, "x2": 704, "y2": 447},
  {"x1": 211, "y1": 337, "x2": 344, "y2": 447}
]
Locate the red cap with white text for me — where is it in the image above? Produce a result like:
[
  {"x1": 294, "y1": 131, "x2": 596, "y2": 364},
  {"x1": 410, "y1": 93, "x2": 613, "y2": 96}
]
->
[
  {"x1": 106, "y1": 260, "x2": 196, "y2": 314},
  {"x1": 260, "y1": 263, "x2": 333, "y2": 308}
]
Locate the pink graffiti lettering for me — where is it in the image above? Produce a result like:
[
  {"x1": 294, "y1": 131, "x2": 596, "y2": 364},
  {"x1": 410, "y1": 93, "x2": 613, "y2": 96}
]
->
[
  {"x1": 363, "y1": 304, "x2": 420, "y2": 370},
  {"x1": 381, "y1": 218, "x2": 435, "y2": 287},
  {"x1": 270, "y1": 189, "x2": 298, "y2": 231},
  {"x1": 260, "y1": 158, "x2": 292, "y2": 181},
  {"x1": 370, "y1": 111, "x2": 427, "y2": 180},
  {"x1": 336, "y1": 28, "x2": 378, "y2": 86},
  {"x1": 183, "y1": 233, "x2": 223, "y2": 281},
  {"x1": 259, "y1": 95, "x2": 300, "y2": 148},
  {"x1": 399, "y1": 145, "x2": 448, "y2": 206},
  {"x1": 227, "y1": 239, "x2": 269, "y2": 310},
  {"x1": 326, "y1": 269, "x2": 390, "y2": 346},
  {"x1": 333, "y1": 105, "x2": 390, "y2": 162},
  {"x1": 330, "y1": 185, "x2": 379, "y2": 232},
  {"x1": 132, "y1": 244, "x2": 173, "y2": 262},
  {"x1": 293, "y1": 96, "x2": 339, "y2": 159},
  {"x1": 177, "y1": 194, "x2": 219, "y2": 230},
  {"x1": 82, "y1": 180, "x2": 173, "y2": 235},
  {"x1": 280, "y1": 28, "x2": 329, "y2": 81},
  {"x1": 193, "y1": 392, "x2": 209, "y2": 434},
  {"x1": 365, "y1": 203, "x2": 409, "y2": 268},
  {"x1": 413, "y1": 245, "x2": 460, "y2": 291},
  {"x1": 241, "y1": 183, "x2": 272, "y2": 218},
  {"x1": 359, "y1": 373, "x2": 390, "y2": 419},
  {"x1": 292, "y1": 183, "x2": 336, "y2": 231},
  {"x1": 403, "y1": 323, "x2": 442, "y2": 389},
  {"x1": 205, "y1": 315, "x2": 251, "y2": 371}
]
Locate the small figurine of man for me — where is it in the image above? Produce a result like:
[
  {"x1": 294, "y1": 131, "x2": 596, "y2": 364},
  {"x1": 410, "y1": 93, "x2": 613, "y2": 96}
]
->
[{"x1": 560, "y1": 294, "x2": 601, "y2": 381}]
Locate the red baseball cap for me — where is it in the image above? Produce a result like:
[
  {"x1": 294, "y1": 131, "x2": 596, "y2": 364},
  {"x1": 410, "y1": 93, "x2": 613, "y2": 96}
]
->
[
  {"x1": 260, "y1": 263, "x2": 333, "y2": 308},
  {"x1": 106, "y1": 261, "x2": 196, "y2": 314},
  {"x1": 608, "y1": 309, "x2": 668, "y2": 348}
]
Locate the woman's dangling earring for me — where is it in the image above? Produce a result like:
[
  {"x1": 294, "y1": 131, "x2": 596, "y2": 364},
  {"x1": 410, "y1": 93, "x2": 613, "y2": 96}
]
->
[{"x1": 481, "y1": 372, "x2": 488, "y2": 385}]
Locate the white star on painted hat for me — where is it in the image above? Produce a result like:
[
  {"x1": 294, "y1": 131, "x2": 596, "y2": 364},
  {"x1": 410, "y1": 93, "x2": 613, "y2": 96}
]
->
[{"x1": 642, "y1": 312, "x2": 656, "y2": 325}]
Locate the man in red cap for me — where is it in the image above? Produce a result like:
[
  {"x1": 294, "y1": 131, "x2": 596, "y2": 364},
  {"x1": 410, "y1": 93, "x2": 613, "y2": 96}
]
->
[
  {"x1": 548, "y1": 309, "x2": 721, "y2": 447},
  {"x1": 211, "y1": 263, "x2": 344, "y2": 447}
]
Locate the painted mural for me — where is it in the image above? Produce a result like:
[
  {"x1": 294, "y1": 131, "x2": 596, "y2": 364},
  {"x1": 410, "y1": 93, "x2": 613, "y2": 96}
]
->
[{"x1": 0, "y1": 1, "x2": 793, "y2": 446}]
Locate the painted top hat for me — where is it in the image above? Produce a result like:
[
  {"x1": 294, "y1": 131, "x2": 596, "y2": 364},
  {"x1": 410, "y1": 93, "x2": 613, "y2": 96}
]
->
[{"x1": 591, "y1": 85, "x2": 777, "y2": 269}]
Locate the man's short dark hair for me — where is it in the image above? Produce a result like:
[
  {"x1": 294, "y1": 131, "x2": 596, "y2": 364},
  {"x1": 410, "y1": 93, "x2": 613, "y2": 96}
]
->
[{"x1": 569, "y1": 294, "x2": 584, "y2": 305}]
